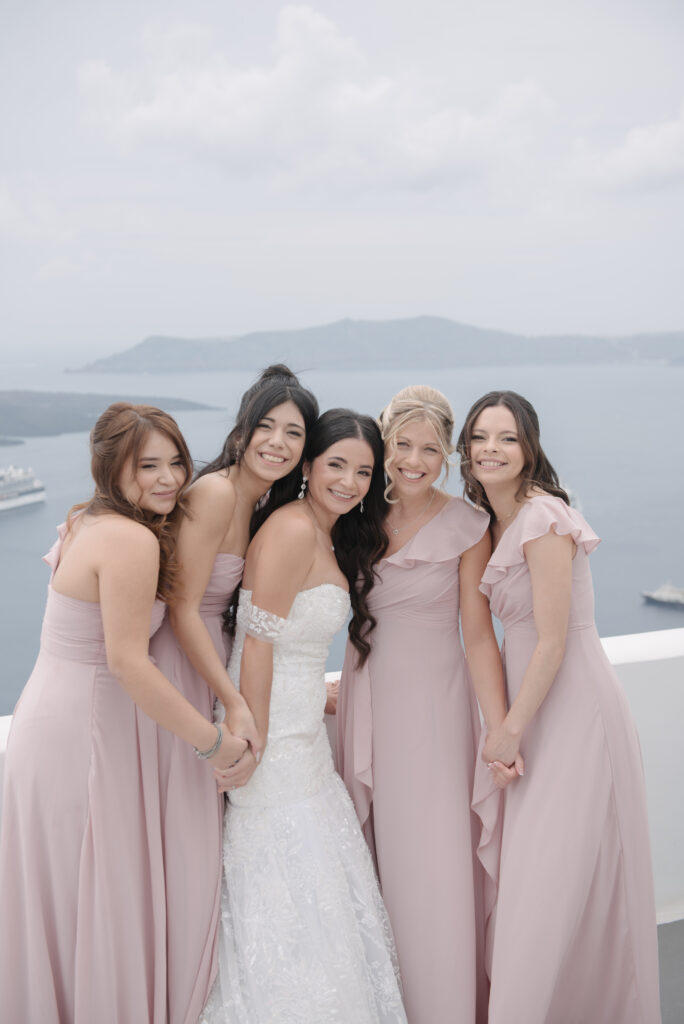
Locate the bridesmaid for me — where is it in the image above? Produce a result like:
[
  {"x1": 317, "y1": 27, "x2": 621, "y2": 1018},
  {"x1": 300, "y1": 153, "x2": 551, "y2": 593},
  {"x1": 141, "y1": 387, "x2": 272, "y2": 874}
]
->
[
  {"x1": 337, "y1": 385, "x2": 507, "y2": 1024},
  {"x1": 460, "y1": 390, "x2": 661, "y2": 1023},
  {"x1": 0, "y1": 403, "x2": 247, "y2": 1024},
  {"x1": 149, "y1": 365, "x2": 318, "y2": 1021}
]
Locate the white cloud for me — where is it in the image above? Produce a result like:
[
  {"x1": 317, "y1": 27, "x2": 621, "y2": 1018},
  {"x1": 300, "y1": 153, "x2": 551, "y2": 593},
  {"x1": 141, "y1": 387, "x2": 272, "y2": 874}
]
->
[
  {"x1": 76, "y1": 5, "x2": 556, "y2": 193},
  {"x1": 570, "y1": 102, "x2": 684, "y2": 193}
]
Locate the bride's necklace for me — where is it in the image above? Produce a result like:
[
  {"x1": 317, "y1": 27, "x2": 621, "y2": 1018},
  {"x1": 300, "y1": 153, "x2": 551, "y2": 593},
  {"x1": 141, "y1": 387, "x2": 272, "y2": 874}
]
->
[{"x1": 387, "y1": 488, "x2": 436, "y2": 536}]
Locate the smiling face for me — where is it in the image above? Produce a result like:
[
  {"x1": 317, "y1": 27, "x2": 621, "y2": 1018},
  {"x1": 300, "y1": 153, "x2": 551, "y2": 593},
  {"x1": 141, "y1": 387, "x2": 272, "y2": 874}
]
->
[
  {"x1": 118, "y1": 429, "x2": 187, "y2": 514},
  {"x1": 469, "y1": 405, "x2": 526, "y2": 489},
  {"x1": 385, "y1": 418, "x2": 444, "y2": 499},
  {"x1": 305, "y1": 436, "x2": 374, "y2": 518},
  {"x1": 241, "y1": 399, "x2": 306, "y2": 484}
]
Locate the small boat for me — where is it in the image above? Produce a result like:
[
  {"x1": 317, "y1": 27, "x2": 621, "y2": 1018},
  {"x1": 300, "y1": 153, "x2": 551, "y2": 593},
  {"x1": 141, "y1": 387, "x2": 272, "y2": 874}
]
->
[
  {"x1": 0, "y1": 465, "x2": 46, "y2": 512},
  {"x1": 641, "y1": 583, "x2": 684, "y2": 607}
]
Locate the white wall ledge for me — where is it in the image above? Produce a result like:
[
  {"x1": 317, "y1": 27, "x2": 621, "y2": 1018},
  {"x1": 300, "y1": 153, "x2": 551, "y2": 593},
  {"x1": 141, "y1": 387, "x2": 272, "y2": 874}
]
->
[{"x1": 2, "y1": 628, "x2": 683, "y2": 922}]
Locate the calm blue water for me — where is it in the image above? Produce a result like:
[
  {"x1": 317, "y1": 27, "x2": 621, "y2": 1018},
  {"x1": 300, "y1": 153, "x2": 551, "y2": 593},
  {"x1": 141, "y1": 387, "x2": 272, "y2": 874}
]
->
[{"x1": 1, "y1": 363, "x2": 683, "y2": 715}]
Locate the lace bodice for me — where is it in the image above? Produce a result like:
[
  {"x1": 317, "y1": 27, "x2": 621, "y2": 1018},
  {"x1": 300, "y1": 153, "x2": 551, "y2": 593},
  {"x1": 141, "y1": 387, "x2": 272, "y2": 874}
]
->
[{"x1": 224, "y1": 584, "x2": 350, "y2": 808}]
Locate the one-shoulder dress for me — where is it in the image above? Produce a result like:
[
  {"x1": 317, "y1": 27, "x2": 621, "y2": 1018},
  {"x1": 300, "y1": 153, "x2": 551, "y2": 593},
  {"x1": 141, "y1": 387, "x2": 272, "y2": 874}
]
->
[
  {"x1": 149, "y1": 553, "x2": 244, "y2": 1024},
  {"x1": 473, "y1": 494, "x2": 661, "y2": 1023},
  {"x1": 337, "y1": 497, "x2": 491, "y2": 1024},
  {"x1": 0, "y1": 524, "x2": 168, "y2": 1023},
  {"x1": 201, "y1": 584, "x2": 407, "y2": 1023}
]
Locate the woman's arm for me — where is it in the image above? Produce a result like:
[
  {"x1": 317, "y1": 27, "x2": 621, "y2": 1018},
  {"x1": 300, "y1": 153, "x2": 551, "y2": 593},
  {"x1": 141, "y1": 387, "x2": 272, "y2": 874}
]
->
[
  {"x1": 460, "y1": 533, "x2": 507, "y2": 731},
  {"x1": 482, "y1": 530, "x2": 574, "y2": 772},
  {"x1": 239, "y1": 514, "x2": 316, "y2": 746},
  {"x1": 168, "y1": 475, "x2": 258, "y2": 747},
  {"x1": 98, "y1": 519, "x2": 247, "y2": 771}
]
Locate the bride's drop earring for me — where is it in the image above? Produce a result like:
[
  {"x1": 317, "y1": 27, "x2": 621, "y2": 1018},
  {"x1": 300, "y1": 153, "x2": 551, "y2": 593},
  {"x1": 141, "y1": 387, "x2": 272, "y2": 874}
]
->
[
  {"x1": 359, "y1": 497, "x2": 364, "y2": 513},
  {"x1": 298, "y1": 475, "x2": 308, "y2": 500}
]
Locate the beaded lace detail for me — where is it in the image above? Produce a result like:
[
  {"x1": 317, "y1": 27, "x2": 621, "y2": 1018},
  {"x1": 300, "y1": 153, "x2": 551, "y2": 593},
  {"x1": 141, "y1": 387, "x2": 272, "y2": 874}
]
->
[
  {"x1": 203, "y1": 584, "x2": 406, "y2": 1023},
  {"x1": 245, "y1": 603, "x2": 287, "y2": 643}
]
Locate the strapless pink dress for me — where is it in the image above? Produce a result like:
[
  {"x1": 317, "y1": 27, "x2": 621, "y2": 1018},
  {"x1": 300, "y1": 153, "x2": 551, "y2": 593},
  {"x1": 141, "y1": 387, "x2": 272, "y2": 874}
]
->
[
  {"x1": 149, "y1": 553, "x2": 244, "y2": 1024},
  {"x1": 473, "y1": 494, "x2": 661, "y2": 1023},
  {"x1": 337, "y1": 497, "x2": 490, "y2": 1024},
  {"x1": 0, "y1": 524, "x2": 168, "y2": 1023}
]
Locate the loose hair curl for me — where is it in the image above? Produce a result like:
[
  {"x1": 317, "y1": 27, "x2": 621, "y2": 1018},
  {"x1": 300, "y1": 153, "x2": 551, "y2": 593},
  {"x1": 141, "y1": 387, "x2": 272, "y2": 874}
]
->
[
  {"x1": 457, "y1": 391, "x2": 569, "y2": 519},
  {"x1": 68, "y1": 402, "x2": 193, "y2": 602}
]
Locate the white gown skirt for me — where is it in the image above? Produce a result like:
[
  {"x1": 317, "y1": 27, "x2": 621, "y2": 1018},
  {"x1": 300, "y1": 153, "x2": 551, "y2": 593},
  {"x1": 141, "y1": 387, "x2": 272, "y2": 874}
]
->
[{"x1": 200, "y1": 771, "x2": 406, "y2": 1024}]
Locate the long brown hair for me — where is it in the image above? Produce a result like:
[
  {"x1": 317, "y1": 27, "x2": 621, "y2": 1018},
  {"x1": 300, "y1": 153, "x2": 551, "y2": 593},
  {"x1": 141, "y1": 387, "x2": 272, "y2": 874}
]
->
[
  {"x1": 457, "y1": 391, "x2": 569, "y2": 519},
  {"x1": 68, "y1": 402, "x2": 193, "y2": 602}
]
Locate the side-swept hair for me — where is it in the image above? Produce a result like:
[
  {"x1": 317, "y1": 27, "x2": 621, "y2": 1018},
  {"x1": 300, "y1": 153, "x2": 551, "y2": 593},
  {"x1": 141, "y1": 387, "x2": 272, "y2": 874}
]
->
[{"x1": 68, "y1": 402, "x2": 193, "y2": 602}]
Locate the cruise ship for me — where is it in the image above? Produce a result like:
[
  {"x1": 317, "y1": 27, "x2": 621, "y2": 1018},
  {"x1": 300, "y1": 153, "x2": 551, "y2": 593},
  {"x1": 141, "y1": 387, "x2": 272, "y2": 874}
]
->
[
  {"x1": 0, "y1": 465, "x2": 46, "y2": 512},
  {"x1": 642, "y1": 583, "x2": 684, "y2": 607}
]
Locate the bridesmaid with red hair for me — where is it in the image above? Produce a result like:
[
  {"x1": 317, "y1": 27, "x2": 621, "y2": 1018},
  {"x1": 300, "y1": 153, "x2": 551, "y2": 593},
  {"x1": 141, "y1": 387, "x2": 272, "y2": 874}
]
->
[{"x1": 0, "y1": 403, "x2": 246, "y2": 1024}]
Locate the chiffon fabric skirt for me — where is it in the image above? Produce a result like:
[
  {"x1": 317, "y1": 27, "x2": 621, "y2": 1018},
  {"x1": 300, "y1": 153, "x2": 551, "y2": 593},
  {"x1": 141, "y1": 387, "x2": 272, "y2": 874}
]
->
[
  {"x1": 149, "y1": 552, "x2": 244, "y2": 1024},
  {"x1": 473, "y1": 495, "x2": 661, "y2": 1023},
  {"x1": 0, "y1": 573, "x2": 168, "y2": 1022}
]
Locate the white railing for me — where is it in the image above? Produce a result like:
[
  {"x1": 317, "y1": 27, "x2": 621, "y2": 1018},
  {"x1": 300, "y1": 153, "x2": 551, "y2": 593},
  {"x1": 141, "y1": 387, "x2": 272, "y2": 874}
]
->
[{"x1": 2, "y1": 627, "x2": 683, "y2": 923}]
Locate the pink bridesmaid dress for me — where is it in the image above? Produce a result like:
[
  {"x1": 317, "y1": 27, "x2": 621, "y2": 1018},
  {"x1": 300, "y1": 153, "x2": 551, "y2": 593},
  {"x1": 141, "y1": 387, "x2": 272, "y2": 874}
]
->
[
  {"x1": 0, "y1": 525, "x2": 168, "y2": 1022},
  {"x1": 149, "y1": 552, "x2": 244, "y2": 1024},
  {"x1": 473, "y1": 494, "x2": 661, "y2": 1023},
  {"x1": 337, "y1": 497, "x2": 490, "y2": 1024}
]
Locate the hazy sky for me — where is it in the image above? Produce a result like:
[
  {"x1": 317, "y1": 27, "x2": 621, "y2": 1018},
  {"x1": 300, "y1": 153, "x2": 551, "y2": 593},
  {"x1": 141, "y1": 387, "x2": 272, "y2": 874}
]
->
[{"x1": 2, "y1": 0, "x2": 683, "y2": 362}]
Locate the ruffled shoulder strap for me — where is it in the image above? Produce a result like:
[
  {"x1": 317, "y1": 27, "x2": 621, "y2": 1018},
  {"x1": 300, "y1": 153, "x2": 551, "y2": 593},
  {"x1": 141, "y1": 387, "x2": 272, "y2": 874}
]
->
[
  {"x1": 480, "y1": 494, "x2": 600, "y2": 593},
  {"x1": 384, "y1": 496, "x2": 489, "y2": 568},
  {"x1": 42, "y1": 522, "x2": 69, "y2": 576}
]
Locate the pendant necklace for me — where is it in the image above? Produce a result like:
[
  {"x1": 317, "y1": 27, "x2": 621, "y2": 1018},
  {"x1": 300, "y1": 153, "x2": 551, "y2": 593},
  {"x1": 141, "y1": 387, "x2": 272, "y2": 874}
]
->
[
  {"x1": 496, "y1": 504, "x2": 519, "y2": 525},
  {"x1": 388, "y1": 488, "x2": 436, "y2": 536}
]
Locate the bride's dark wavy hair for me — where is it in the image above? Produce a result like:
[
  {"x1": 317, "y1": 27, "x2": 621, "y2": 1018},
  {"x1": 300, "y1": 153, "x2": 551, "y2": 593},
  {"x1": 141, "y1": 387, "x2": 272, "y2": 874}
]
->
[
  {"x1": 457, "y1": 391, "x2": 569, "y2": 520},
  {"x1": 306, "y1": 409, "x2": 388, "y2": 665},
  {"x1": 67, "y1": 403, "x2": 193, "y2": 602}
]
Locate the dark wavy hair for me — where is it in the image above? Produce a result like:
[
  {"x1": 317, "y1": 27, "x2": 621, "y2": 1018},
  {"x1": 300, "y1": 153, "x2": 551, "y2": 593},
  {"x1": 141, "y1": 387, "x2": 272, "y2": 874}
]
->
[
  {"x1": 306, "y1": 409, "x2": 389, "y2": 665},
  {"x1": 214, "y1": 366, "x2": 319, "y2": 635},
  {"x1": 196, "y1": 364, "x2": 319, "y2": 535},
  {"x1": 68, "y1": 402, "x2": 193, "y2": 602},
  {"x1": 457, "y1": 391, "x2": 569, "y2": 519}
]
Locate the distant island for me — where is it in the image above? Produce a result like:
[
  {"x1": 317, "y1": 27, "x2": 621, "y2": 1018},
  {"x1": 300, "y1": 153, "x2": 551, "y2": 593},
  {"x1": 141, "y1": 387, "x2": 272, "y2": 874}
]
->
[
  {"x1": 71, "y1": 316, "x2": 684, "y2": 373},
  {"x1": 0, "y1": 391, "x2": 217, "y2": 443}
]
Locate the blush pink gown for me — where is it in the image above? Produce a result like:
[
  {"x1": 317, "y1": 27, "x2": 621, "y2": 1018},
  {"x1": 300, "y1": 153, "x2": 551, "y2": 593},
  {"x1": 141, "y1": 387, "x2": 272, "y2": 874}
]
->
[
  {"x1": 0, "y1": 524, "x2": 168, "y2": 1023},
  {"x1": 337, "y1": 497, "x2": 490, "y2": 1024},
  {"x1": 472, "y1": 494, "x2": 661, "y2": 1023},
  {"x1": 149, "y1": 553, "x2": 244, "y2": 1024}
]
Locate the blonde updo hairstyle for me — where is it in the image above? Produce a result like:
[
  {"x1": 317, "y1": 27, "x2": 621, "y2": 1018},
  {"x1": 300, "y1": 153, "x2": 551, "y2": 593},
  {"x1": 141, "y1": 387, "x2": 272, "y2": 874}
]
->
[{"x1": 379, "y1": 386, "x2": 455, "y2": 503}]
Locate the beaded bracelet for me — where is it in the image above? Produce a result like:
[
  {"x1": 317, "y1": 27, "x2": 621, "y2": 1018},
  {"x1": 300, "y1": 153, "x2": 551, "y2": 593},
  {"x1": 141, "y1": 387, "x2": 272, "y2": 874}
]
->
[{"x1": 193, "y1": 723, "x2": 223, "y2": 759}]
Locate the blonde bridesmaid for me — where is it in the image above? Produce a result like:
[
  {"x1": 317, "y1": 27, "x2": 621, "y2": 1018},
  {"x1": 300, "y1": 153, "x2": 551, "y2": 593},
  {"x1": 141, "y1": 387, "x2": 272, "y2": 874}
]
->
[
  {"x1": 337, "y1": 385, "x2": 506, "y2": 1024},
  {"x1": 461, "y1": 390, "x2": 661, "y2": 1023}
]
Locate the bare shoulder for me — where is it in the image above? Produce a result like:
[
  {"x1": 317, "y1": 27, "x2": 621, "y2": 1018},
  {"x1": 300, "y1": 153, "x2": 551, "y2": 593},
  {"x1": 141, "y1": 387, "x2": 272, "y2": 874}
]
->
[
  {"x1": 258, "y1": 502, "x2": 316, "y2": 548},
  {"x1": 188, "y1": 471, "x2": 237, "y2": 514},
  {"x1": 94, "y1": 515, "x2": 160, "y2": 563}
]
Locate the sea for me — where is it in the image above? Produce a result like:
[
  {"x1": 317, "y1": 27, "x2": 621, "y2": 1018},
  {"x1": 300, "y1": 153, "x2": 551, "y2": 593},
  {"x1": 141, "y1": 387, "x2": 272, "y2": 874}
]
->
[{"x1": 1, "y1": 361, "x2": 683, "y2": 715}]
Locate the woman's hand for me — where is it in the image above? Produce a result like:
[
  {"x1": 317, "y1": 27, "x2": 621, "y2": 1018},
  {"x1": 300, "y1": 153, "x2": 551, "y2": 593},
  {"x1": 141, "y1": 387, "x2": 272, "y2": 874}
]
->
[
  {"x1": 225, "y1": 698, "x2": 263, "y2": 760},
  {"x1": 208, "y1": 723, "x2": 248, "y2": 771},
  {"x1": 487, "y1": 760, "x2": 520, "y2": 790},
  {"x1": 324, "y1": 679, "x2": 339, "y2": 715},
  {"x1": 214, "y1": 746, "x2": 258, "y2": 792},
  {"x1": 482, "y1": 721, "x2": 525, "y2": 778}
]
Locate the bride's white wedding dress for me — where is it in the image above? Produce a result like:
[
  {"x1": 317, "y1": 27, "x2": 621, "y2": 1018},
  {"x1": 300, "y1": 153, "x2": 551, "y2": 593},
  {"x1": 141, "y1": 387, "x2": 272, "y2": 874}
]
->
[{"x1": 200, "y1": 584, "x2": 406, "y2": 1024}]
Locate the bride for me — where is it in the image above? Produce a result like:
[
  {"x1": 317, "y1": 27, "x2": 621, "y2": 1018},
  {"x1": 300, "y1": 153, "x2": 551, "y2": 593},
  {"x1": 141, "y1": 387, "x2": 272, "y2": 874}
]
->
[{"x1": 200, "y1": 409, "x2": 407, "y2": 1024}]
